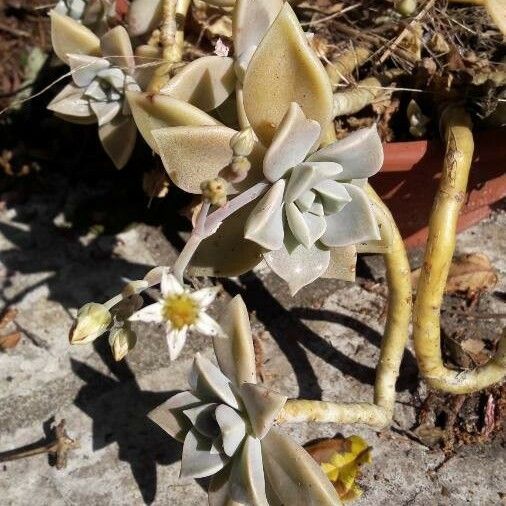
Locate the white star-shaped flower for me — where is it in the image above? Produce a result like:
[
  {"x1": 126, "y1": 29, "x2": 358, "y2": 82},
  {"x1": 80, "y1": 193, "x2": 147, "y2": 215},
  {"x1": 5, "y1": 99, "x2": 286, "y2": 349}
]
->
[{"x1": 129, "y1": 270, "x2": 221, "y2": 360}]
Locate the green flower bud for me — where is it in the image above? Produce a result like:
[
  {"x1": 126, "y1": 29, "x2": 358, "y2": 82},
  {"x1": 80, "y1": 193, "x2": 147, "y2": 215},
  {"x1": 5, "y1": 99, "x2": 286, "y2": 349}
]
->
[
  {"x1": 69, "y1": 303, "x2": 112, "y2": 345},
  {"x1": 108, "y1": 325, "x2": 137, "y2": 361}
]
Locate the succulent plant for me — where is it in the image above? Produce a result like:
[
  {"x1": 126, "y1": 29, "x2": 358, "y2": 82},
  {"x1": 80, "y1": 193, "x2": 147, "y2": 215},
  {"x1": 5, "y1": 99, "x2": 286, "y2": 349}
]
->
[
  {"x1": 149, "y1": 295, "x2": 342, "y2": 505},
  {"x1": 126, "y1": 1, "x2": 388, "y2": 292},
  {"x1": 47, "y1": 16, "x2": 144, "y2": 168},
  {"x1": 54, "y1": 0, "x2": 117, "y2": 33}
]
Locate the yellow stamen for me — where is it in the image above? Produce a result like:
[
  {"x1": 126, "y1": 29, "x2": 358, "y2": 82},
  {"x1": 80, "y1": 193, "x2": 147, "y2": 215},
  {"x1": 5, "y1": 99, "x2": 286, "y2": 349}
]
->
[{"x1": 162, "y1": 294, "x2": 198, "y2": 329}]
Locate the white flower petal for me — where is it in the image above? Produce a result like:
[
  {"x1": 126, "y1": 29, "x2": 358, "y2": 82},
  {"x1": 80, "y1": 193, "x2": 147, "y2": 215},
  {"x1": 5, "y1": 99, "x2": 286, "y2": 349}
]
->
[
  {"x1": 307, "y1": 125, "x2": 384, "y2": 180},
  {"x1": 194, "y1": 313, "x2": 223, "y2": 337},
  {"x1": 320, "y1": 183, "x2": 380, "y2": 247},
  {"x1": 192, "y1": 286, "x2": 219, "y2": 309},
  {"x1": 128, "y1": 302, "x2": 163, "y2": 323},
  {"x1": 166, "y1": 326, "x2": 188, "y2": 361},
  {"x1": 180, "y1": 429, "x2": 228, "y2": 479},
  {"x1": 161, "y1": 270, "x2": 183, "y2": 297},
  {"x1": 263, "y1": 103, "x2": 321, "y2": 182}
]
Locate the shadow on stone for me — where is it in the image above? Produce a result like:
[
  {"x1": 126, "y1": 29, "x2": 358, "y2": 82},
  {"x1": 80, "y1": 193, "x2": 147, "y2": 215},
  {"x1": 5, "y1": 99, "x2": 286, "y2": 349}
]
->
[{"x1": 71, "y1": 337, "x2": 183, "y2": 504}]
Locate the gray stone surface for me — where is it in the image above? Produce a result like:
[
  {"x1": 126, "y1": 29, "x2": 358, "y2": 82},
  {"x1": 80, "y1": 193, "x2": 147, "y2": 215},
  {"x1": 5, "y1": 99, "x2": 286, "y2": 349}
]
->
[{"x1": 0, "y1": 185, "x2": 505, "y2": 505}]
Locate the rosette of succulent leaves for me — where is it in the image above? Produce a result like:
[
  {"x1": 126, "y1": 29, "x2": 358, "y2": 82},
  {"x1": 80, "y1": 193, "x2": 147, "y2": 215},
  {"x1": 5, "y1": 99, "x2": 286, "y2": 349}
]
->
[
  {"x1": 125, "y1": 0, "x2": 391, "y2": 294},
  {"x1": 149, "y1": 294, "x2": 344, "y2": 506}
]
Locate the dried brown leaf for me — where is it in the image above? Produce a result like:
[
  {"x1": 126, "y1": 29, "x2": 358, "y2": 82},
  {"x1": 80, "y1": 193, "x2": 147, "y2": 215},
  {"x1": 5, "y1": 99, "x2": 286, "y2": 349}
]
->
[
  {"x1": 412, "y1": 253, "x2": 498, "y2": 296},
  {"x1": 0, "y1": 331, "x2": 21, "y2": 350}
]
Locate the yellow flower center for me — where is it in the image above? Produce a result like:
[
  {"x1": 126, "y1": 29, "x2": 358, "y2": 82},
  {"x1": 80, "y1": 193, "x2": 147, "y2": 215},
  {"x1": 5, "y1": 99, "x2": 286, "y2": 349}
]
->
[{"x1": 162, "y1": 294, "x2": 199, "y2": 329}]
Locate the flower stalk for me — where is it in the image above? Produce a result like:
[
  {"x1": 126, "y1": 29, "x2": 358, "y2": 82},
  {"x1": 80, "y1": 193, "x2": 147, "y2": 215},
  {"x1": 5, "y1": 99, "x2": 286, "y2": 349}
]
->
[{"x1": 413, "y1": 105, "x2": 506, "y2": 393}]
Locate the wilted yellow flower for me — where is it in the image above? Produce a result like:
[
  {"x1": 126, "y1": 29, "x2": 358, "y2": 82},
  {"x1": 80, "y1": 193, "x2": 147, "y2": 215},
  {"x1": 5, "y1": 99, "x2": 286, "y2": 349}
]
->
[{"x1": 306, "y1": 435, "x2": 372, "y2": 502}]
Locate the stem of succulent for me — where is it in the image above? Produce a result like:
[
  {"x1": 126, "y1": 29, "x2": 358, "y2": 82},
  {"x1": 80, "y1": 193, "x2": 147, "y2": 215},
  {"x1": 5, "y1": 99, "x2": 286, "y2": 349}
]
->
[
  {"x1": 277, "y1": 186, "x2": 411, "y2": 428},
  {"x1": 149, "y1": 0, "x2": 191, "y2": 91},
  {"x1": 173, "y1": 181, "x2": 270, "y2": 282},
  {"x1": 325, "y1": 46, "x2": 370, "y2": 90},
  {"x1": 413, "y1": 105, "x2": 506, "y2": 394}
]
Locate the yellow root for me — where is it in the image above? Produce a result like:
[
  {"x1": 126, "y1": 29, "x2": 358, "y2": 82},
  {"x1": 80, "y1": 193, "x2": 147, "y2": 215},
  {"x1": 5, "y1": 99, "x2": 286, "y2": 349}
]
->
[
  {"x1": 277, "y1": 187, "x2": 412, "y2": 428},
  {"x1": 332, "y1": 77, "x2": 383, "y2": 117},
  {"x1": 413, "y1": 106, "x2": 506, "y2": 394}
]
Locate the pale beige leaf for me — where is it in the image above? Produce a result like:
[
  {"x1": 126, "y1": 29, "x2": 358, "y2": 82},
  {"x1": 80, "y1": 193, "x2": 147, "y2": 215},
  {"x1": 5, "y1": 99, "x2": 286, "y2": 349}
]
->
[
  {"x1": 152, "y1": 126, "x2": 262, "y2": 193},
  {"x1": 98, "y1": 117, "x2": 137, "y2": 169},
  {"x1": 189, "y1": 200, "x2": 263, "y2": 277},
  {"x1": 160, "y1": 56, "x2": 236, "y2": 112},
  {"x1": 214, "y1": 295, "x2": 257, "y2": 386},
  {"x1": 485, "y1": 0, "x2": 506, "y2": 36},
  {"x1": 100, "y1": 26, "x2": 135, "y2": 70},
  {"x1": 126, "y1": 91, "x2": 220, "y2": 152},
  {"x1": 242, "y1": 3, "x2": 333, "y2": 146},
  {"x1": 50, "y1": 11, "x2": 101, "y2": 64},
  {"x1": 322, "y1": 246, "x2": 357, "y2": 282}
]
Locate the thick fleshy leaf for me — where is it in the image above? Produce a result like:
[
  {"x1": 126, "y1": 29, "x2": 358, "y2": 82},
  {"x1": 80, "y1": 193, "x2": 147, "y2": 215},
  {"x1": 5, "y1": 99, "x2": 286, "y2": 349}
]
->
[
  {"x1": 313, "y1": 180, "x2": 351, "y2": 214},
  {"x1": 189, "y1": 353, "x2": 241, "y2": 409},
  {"x1": 285, "y1": 203, "x2": 326, "y2": 248},
  {"x1": 264, "y1": 233, "x2": 330, "y2": 295},
  {"x1": 307, "y1": 126, "x2": 384, "y2": 180},
  {"x1": 152, "y1": 125, "x2": 260, "y2": 194},
  {"x1": 209, "y1": 465, "x2": 243, "y2": 506},
  {"x1": 183, "y1": 403, "x2": 220, "y2": 439},
  {"x1": 50, "y1": 11, "x2": 101, "y2": 64},
  {"x1": 180, "y1": 429, "x2": 228, "y2": 479},
  {"x1": 68, "y1": 54, "x2": 109, "y2": 87},
  {"x1": 233, "y1": 0, "x2": 283, "y2": 76},
  {"x1": 239, "y1": 383, "x2": 287, "y2": 439},
  {"x1": 98, "y1": 116, "x2": 137, "y2": 169},
  {"x1": 244, "y1": 180, "x2": 285, "y2": 250},
  {"x1": 262, "y1": 429, "x2": 342, "y2": 506},
  {"x1": 189, "y1": 200, "x2": 263, "y2": 277},
  {"x1": 91, "y1": 101, "x2": 121, "y2": 126},
  {"x1": 262, "y1": 103, "x2": 320, "y2": 182},
  {"x1": 321, "y1": 183, "x2": 380, "y2": 247},
  {"x1": 126, "y1": 91, "x2": 220, "y2": 152},
  {"x1": 148, "y1": 391, "x2": 201, "y2": 442},
  {"x1": 47, "y1": 83, "x2": 94, "y2": 121},
  {"x1": 100, "y1": 25, "x2": 135, "y2": 70},
  {"x1": 295, "y1": 190, "x2": 315, "y2": 212},
  {"x1": 215, "y1": 404, "x2": 247, "y2": 457},
  {"x1": 356, "y1": 197, "x2": 394, "y2": 254},
  {"x1": 229, "y1": 436, "x2": 269, "y2": 506},
  {"x1": 285, "y1": 162, "x2": 342, "y2": 203},
  {"x1": 214, "y1": 295, "x2": 257, "y2": 386},
  {"x1": 242, "y1": 3, "x2": 333, "y2": 145},
  {"x1": 128, "y1": 0, "x2": 163, "y2": 37},
  {"x1": 160, "y1": 56, "x2": 236, "y2": 112},
  {"x1": 322, "y1": 246, "x2": 357, "y2": 281}
]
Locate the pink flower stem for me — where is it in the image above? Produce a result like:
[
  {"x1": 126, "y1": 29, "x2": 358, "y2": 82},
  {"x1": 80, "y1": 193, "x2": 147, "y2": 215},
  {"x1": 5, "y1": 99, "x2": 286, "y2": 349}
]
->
[{"x1": 173, "y1": 181, "x2": 270, "y2": 282}]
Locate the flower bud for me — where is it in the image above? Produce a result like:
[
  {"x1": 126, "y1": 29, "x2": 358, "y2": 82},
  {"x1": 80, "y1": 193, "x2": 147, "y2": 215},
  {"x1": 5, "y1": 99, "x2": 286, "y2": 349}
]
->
[
  {"x1": 108, "y1": 325, "x2": 137, "y2": 361},
  {"x1": 394, "y1": 0, "x2": 417, "y2": 16},
  {"x1": 201, "y1": 177, "x2": 228, "y2": 207},
  {"x1": 230, "y1": 128, "x2": 255, "y2": 157},
  {"x1": 230, "y1": 156, "x2": 251, "y2": 183},
  {"x1": 69, "y1": 303, "x2": 112, "y2": 345}
]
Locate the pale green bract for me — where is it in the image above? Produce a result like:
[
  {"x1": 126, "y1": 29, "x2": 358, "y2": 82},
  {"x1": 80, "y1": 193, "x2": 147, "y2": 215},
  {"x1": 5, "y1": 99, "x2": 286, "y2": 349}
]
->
[{"x1": 149, "y1": 296, "x2": 342, "y2": 506}]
